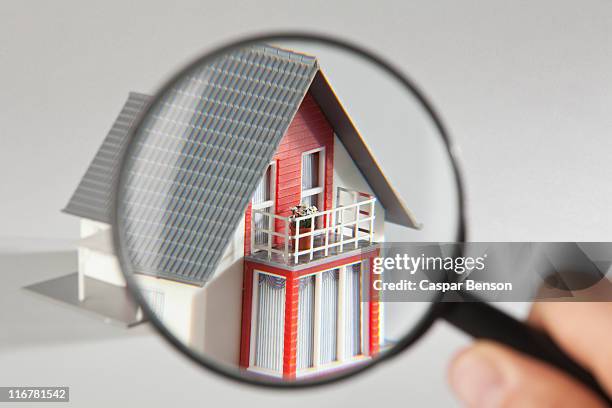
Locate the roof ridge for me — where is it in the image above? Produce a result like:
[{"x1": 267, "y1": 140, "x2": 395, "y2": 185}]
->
[{"x1": 259, "y1": 44, "x2": 319, "y2": 67}]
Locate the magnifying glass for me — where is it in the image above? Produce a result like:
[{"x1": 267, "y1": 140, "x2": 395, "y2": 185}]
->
[{"x1": 112, "y1": 33, "x2": 610, "y2": 402}]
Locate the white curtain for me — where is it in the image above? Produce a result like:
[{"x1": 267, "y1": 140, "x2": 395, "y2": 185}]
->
[
  {"x1": 296, "y1": 275, "x2": 316, "y2": 370},
  {"x1": 301, "y1": 152, "x2": 319, "y2": 190},
  {"x1": 255, "y1": 274, "x2": 286, "y2": 372},
  {"x1": 344, "y1": 263, "x2": 362, "y2": 357},
  {"x1": 320, "y1": 269, "x2": 339, "y2": 364},
  {"x1": 253, "y1": 166, "x2": 271, "y2": 246},
  {"x1": 253, "y1": 166, "x2": 271, "y2": 204},
  {"x1": 302, "y1": 194, "x2": 318, "y2": 208},
  {"x1": 141, "y1": 288, "x2": 165, "y2": 320}
]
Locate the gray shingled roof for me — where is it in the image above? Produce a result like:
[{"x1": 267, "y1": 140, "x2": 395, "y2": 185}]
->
[
  {"x1": 65, "y1": 44, "x2": 419, "y2": 287},
  {"x1": 63, "y1": 92, "x2": 151, "y2": 223},
  {"x1": 118, "y1": 46, "x2": 319, "y2": 285}
]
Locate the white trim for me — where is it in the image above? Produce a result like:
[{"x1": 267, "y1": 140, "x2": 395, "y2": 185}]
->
[
  {"x1": 379, "y1": 296, "x2": 384, "y2": 350},
  {"x1": 248, "y1": 271, "x2": 260, "y2": 367},
  {"x1": 338, "y1": 261, "x2": 365, "y2": 360},
  {"x1": 337, "y1": 265, "x2": 346, "y2": 361},
  {"x1": 251, "y1": 187, "x2": 376, "y2": 263},
  {"x1": 361, "y1": 261, "x2": 370, "y2": 356},
  {"x1": 252, "y1": 200, "x2": 274, "y2": 210},
  {"x1": 300, "y1": 147, "x2": 326, "y2": 209},
  {"x1": 301, "y1": 186, "x2": 324, "y2": 198},
  {"x1": 312, "y1": 273, "x2": 322, "y2": 366},
  {"x1": 296, "y1": 355, "x2": 371, "y2": 379},
  {"x1": 303, "y1": 146, "x2": 326, "y2": 156},
  {"x1": 359, "y1": 262, "x2": 368, "y2": 355},
  {"x1": 251, "y1": 161, "x2": 276, "y2": 255},
  {"x1": 246, "y1": 366, "x2": 283, "y2": 378},
  {"x1": 77, "y1": 268, "x2": 85, "y2": 301}
]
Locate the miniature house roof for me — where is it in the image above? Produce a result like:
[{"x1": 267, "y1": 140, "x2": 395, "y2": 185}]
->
[
  {"x1": 63, "y1": 92, "x2": 151, "y2": 222},
  {"x1": 64, "y1": 45, "x2": 419, "y2": 286}
]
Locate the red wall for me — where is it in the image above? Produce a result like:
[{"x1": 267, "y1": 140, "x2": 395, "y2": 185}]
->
[
  {"x1": 244, "y1": 91, "x2": 334, "y2": 256},
  {"x1": 282, "y1": 275, "x2": 300, "y2": 379},
  {"x1": 240, "y1": 91, "x2": 334, "y2": 372}
]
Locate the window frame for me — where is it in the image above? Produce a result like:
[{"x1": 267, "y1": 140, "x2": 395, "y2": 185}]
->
[
  {"x1": 249, "y1": 270, "x2": 286, "y2": 376},
  {"x1": 251, "y1": 161, "x2": 276, "y2": 252},
  {"x1": 140, "y1": 287, "x2": 165, "y2": 320},
  {"x1": 300, "y1": 147, "x2": 325, "y2": 209},
  {"x1": 296, "y1": 274, "x2": 317, "y2": 370}
]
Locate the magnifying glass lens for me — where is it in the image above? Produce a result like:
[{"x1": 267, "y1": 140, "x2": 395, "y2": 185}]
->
[{"x1": 115, "y1": 38, "x2": 461, "y2": 385}]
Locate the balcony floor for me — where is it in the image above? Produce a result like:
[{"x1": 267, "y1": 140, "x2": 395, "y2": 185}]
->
[{"x1": 245, "y1": 233, "x2": 379, "y2": 271}]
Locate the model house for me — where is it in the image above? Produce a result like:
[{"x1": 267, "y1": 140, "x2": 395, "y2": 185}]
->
[{"x1": 63, "y1": 45, "x2": 420, "y2": 380}]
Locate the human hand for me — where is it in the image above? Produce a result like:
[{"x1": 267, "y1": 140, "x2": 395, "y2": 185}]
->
[{"x1": 447, "y1": 302, "x2": 612, "y2": 407}]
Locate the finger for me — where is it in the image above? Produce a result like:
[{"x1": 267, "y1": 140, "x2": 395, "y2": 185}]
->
[
  {"x1": 448, "y1": 341, "x2": 608, "y2": 408},
  {"x1": 528, "y1": 302, "x2": 612, "y2": 395}
]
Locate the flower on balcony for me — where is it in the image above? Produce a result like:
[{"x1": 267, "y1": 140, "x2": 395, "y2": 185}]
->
[{"x1": 289, "y1": 203, "x2": 318, "y2": 228}]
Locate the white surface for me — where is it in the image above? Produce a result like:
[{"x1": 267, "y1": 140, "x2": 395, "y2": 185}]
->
[
  {"x1": 78, "y1": 234, "x2": 125, "y2": 287},
  {"x1": 1, "y1": 1, "x2": 611, "y2": 406},
  {"x1": 333, "y1": 134, "x2": 386, "y2": 242}
]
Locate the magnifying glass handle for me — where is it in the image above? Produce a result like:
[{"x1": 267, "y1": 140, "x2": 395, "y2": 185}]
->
[{"x1": 441, "y1": 297, "x2": 611, "y2": 405}]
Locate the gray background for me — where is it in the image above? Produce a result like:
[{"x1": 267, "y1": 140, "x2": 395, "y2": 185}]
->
[{"x1": 1, "y1": 0, "x2": 611, "y2": 406}]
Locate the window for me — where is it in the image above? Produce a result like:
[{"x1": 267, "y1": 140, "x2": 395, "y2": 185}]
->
[
  {"x1": 320, "y1": 269, "x2": 339, "y2": 364},
  {"x1": 294, "y1": 262, "x2": 367, "y2": 373},
  {"x1": 141, "y1": 288, "x2": 165, "y2": 319},
  {"x1": 344, "y1": 263, "x2": 362, "y2": 357},
  {"x1": 252, "y1": 163, "x2": 276, "y2": 249},
  {"x1": 301, "y1": 149, "x2": 324, "y2": 209},
  {"x1": 296, "y1": 275, "x2": 316, "y2": 369},
  {"x1": 253, "y1": 273, "x2": 286, "y2": 372}
]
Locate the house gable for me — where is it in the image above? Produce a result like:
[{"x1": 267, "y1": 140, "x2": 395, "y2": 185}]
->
[{"x1": 244, "y1": 92, "x2": 334, "y2": 255}]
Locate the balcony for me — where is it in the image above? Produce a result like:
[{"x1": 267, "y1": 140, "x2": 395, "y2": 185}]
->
[{"x1": 250, "y1": 187, "x2": 377, "y2": 266}]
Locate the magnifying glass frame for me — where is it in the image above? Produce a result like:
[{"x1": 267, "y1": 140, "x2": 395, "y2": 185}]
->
[{"x1": 112, "y1": 31, "x2": 468, "y2": 389}]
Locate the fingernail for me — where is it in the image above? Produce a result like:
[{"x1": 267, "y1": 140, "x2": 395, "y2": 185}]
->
[{"x1": 449, "y1": 350, "x2": 506, "y2": 408}]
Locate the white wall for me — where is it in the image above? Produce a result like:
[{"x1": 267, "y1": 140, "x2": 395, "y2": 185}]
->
[
  {"x1": 78, "y1": 247, "x2": 125, "y2": 287},
  {"x1": 79, "y1": 219, "x2": 111, "y2": 239},
  {"x1": 80, "y1": 217, "x2": 247, "y2": 368},
  {"x1": 78, "y1": 220, "x2": 125, "y2": 287},
  {"x1": 135, "y1": 273, "x2": 201, "y2": 347},
  {"x1": 192, "y1": 217, "x2": 245, "y2": 367},
  {"x1": 332, "y1": 134, "x2": 386, "y2": 242}
]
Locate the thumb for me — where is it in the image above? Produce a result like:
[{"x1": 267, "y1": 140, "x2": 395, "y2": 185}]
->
[{"x1": 448, "y1": 341, "x2": 608, "y2": 408}]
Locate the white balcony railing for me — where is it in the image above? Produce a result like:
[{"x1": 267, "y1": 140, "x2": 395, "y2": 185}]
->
[{"x1": 251, "y1": 187, "x2": 376, "y2": 264}]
